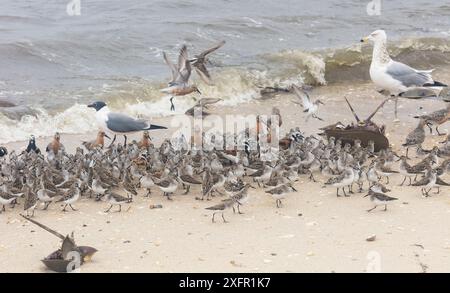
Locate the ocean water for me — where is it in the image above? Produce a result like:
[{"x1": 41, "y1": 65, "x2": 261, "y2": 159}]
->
[{"x1": 0, "y1": 0, "x2": 450, "y2": 142}]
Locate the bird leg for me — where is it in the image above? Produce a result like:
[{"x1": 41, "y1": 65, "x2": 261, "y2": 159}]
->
[
  {"x1": 237, "y1": 205, "x2": 244, "y2": 214},
  {"x1": 170, "y1": 97, "x2": 175, "y2": 111},
  {"x1": 384, "y1": 205, "x2": 388, "y2": 211},
  {"x1": 394, "y1": 97, "x2": 399, "y2": 119},
  {"x1": 400, "y1": 176, "x2": 406, "y2": 186},
  {"x1": 367, "y1": 206, "x2": 377, "y2": 212},
  {"x1": 221, "y1": 213, "x2": 228, "y2": 223},
  {"x1": 183, "y1": 185, "x2": 191, "y2": 195},
  {"x1": 108, "y1": 135, "x2": 117, "y2": 147},
  {"x1": 62, "y1": 204, "x2": 68, "y2": 212},
  {"x1": 69, "y1": 204, "x2": 77, "y2": 211},
  {"x1": 43, "y1": 202, "x2": 51, "y2": 210},
  {"x1": 123, "y1": 135, "x2": 127, "y2": 147},
  {"x1": 117, "y1": 205, "x2": 122, "y2": 212},
  {"x1": 211, "y1": 212, "x2": 216, "y2": 223},
  {"x1": 386, "y1": 176, "x2": 390, "y2": 184},
  {"x1": 343, "y1": 187, "x2": 348, "y2": 197},
  {"x1": 336, "y1": 188, "x2": 341, "y2": 197},
  {"x1": 408, "y1": 177, "x2": 412, "y2": 185},
  {"x1": 105, "y1": 204, "x2": 113, "y2": 213},
  {"x1": 436, "y1": 126, "x2": 445, "y2": 136},
  {"x1": 426, "y1": 124, "x2": 433, "y2": 134}
]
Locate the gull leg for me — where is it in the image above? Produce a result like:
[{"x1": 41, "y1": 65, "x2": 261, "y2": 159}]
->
[
  {"x1": 108, "y1": 135, "x2": 117, "y2": 147},
  {"x1": 69, "y1": 204, "x2": 77, "y2": 211},
  {"x1": 105, "y1": 204, "x2": 113, "y2": 213},
  {"x1": 123, "y1": 135, "x2": 127, "y2": 147},
  {"x1": 394, "y1": 97, "x2": 399, "y2": 119},
  {"x1": 211, "y1": 212, "x2": 216, "y2": 223}
]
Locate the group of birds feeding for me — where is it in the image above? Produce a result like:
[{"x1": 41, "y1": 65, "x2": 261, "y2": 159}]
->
[{"x1": 1, "y1": 29, "x2": 450, "y2": 223}]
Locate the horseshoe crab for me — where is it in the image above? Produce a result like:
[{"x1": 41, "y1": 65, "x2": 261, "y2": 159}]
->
[
  {"x1": 21, "y1": 215, "x2": 97, "y2": 273},
  {"x1": 319, "y1": 97, "x2": 390, "y2": 152}
]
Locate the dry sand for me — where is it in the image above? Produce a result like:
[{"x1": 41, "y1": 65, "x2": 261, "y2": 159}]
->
[{"x1": 2, "y1": 71, "x2": 450, "y2": 273}]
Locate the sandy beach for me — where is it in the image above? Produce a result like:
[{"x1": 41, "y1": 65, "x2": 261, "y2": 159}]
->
[{"x1": 2, "y1": 68, "x2": 450, "y2": 273}]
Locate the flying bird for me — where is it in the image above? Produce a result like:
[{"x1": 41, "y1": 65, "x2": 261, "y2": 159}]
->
[
  {"x1": 161, "y1": 45, "x2": 201, "y2": 111},
  {"x1": 291, "y1": 85, "x2": 324, "y2": 122},
  {"x1": 190, "y1": 40, "x2": 226, "y2": 85}
]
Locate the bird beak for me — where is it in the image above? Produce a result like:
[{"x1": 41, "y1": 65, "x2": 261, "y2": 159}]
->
[
  {"x1": 363, "y1": 193, "x2": 369, "y2": 197},
  {"x1": 104, "y1": 134, "x2": 111, "y2": 139},
  {"x1": 291, "y1": 186, "x2": 297, "y2": 192},
  {"x1": 319, "y1": 101, "x2": 325, "y2": 105},
  {"x1": 149, "y1": 124, "x2": 168, "y2": 130},
  {"x1": 360, "y1": 36, "x2": 369, "y2": 43},
  {"x1": 196, "y1": 89, "x2": 202, "y2": 94},
  {"x1": 87, "y1": 103, "x2": 95, "y2": 108}
]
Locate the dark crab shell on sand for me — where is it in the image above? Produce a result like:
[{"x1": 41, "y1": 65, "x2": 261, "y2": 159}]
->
[
  {"x1": 41, "y1": 246, "x2": 98, "y2": 273},
  {"x1": 321, "y1": 127, "x2": 389, "y2": 152}
]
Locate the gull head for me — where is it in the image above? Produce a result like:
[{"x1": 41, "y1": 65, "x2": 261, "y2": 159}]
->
[
  {"x1": 361, "y1": 30, "x2": 387, "y2": 44},
  {"x1": 87, "y1": 101, "x2": 107, "y2": 112}
]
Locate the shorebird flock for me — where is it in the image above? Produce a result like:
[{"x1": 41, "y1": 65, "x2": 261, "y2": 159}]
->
[
  {"x1": 0, "y1": 30, "x2": 449, "y2": 223},
  {"x1": 1, "y1": 119, "x2": 450, "y2": 223}
]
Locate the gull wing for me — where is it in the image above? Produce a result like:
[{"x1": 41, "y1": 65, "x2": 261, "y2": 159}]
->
[
  {"x1": 386, "y1": 61, "x2": 433, "y2": 87},
  {"x1": 106, "y1": 112, "x2": 149, "y2": 133}
]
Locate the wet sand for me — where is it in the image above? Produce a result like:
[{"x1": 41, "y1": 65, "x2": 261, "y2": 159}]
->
[{"x1": 2, "y1": 72, "x2": 450, "y2": 272}]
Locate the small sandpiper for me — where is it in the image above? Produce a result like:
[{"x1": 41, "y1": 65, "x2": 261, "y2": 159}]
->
[
  {"x1": 398, "y1": 156, "x2": 424, "y2": 186},
  {"x1": 402, "y1": 118, "x2": 428, "y2": 158},
  {"x1": 374, "y1": 159, "x2": 399, "y2": 184},
  {"x1": 365, "y1": 188, "x2": 398, "y2": 212},
  {"x1": 155, "y1": 174, "x2": 178, "y2": 200},
  {"x1": 412, "y1": 168, "x2": 437, "y2": 197},
  {"x1": 23, "y1": 184, "x2": 38, "y2": 217},
  {"x1": 56, "y1": 182, "x2": 80, "y2": 212},
  {"x1": 414, "y1": 104, "x2": 450, "y2": 136},
  {"x1": 265, "y1": 182, "x2": 297, "y2": 208},
  {"x1": 325, "y1": 166, "x2": 354, "y2": 197},
  {"x1": 103, "y1": 191, "x2": 132, "y2": 213},
  {"x1": 229, "y1": 183, "x2": 254, "y2": 214},
  {"x1": 205, "y1": 198, "x2": 234, "y2": 223}
]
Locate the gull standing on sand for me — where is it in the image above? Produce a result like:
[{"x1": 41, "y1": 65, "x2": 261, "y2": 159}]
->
[
  {"x1": 291, "y1": 85, "x2": 324, "y2": 122},
  {"x1": 87, "y1": 101, "x2": 167, "y2": 146},
  {"x1": 361, "y1": 30, "x2": 447, "y2": 119},
  {"x1": 162, "y1": 45, "x2": 201, "y2": 111}
]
